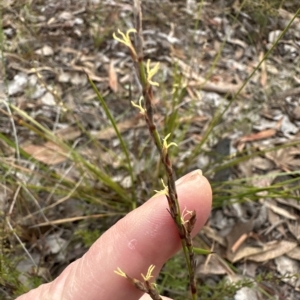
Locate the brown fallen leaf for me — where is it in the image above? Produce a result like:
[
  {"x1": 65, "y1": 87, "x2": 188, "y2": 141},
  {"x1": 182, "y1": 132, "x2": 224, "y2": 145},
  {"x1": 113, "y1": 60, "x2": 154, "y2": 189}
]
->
[
  {"x1": 265, "y1": 200, "x2": 298, "y2": 220},
  {"x1": 23, "y1": 142, "x2": 68, "y2": 165},
  {"x1": 266, "y1": 207, "x2": 286, "y2": 237},
  {"x1": 55, "y1": 126, "x2": 81, "y2": 141},
  {"x1": 248, "y1": 240, "x2": 297, "y2": 262},
  {"x1": 91, "y1": 116, "x2": 143, "y2": 140},
  {"x1": 228, "y1": 239, "x2": 296, "y2": 263},
  {"x1": 276, "y1": 197, "x2": 300, "y2": 212},
  {"x1": 108, "y1": 60, "x2": 118, "y2": 93},
  {"x1": 237, "y1": 118, "x2": 283, "y2": 150},
  {"x1": 238, "y1": 128, "x2": 277, "y2": 143},
  {"x1": 196, "y1": 254, "x2": 227, "y2": 276},
  {"x1": 287, "y1": 246, "x2": 300, "y2": 261},
  {"x1": 271, "y1": 147, "x2": 300, "y2": 172},
  {"x1": 228, "y1": 244, "x2": 266, "y2": 263},
  {"x1": 287, "y1": 221, "x2": 300, "y2": 240}
]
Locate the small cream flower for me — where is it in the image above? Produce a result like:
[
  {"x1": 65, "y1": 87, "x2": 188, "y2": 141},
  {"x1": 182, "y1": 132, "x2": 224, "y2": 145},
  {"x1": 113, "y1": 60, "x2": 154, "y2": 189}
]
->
[
  {"x1": 114, "y1": 267, "x2": 127, "y2": 278},
  {"x1": 162, "y1": 133, "x2": 177, "y2": 155},
  {"x1": 141, "y1": 264, "x2": 155, "y2": 281},
  {"x1": 113, "y1": 29, "x2": 137, "y2": 57},
  {"x1": 154, "y1": 178, "x2": 169, "y2": 196},
  {"x1": 180, "y1": 207, "x2": 193, "y2": 224},
  {"x1": 131, "y1": 96, "x2": 146, "y2": 115},
  {"x1": 146, "y1": 59, "x2": 160, "y2": 86}
]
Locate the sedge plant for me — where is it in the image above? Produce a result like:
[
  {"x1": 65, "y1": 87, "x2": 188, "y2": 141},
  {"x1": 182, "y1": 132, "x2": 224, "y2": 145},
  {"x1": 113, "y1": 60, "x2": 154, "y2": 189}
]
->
[{"x1": 111, "y1": 1, "x2": 207, "y2": 299}]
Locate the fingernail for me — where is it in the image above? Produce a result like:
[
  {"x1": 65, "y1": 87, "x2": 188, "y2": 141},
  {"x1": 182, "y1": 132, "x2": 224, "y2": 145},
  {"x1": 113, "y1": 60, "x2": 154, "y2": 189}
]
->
[{"x1": 176, "y1": 169, "x2": 202, "y2": 186}]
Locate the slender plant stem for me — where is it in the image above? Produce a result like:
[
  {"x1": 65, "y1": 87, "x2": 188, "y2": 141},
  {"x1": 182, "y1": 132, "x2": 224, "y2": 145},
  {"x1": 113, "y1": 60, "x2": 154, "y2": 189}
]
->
[{"x1": 131, "y1": 1, "x2": 197, "y2": 298}]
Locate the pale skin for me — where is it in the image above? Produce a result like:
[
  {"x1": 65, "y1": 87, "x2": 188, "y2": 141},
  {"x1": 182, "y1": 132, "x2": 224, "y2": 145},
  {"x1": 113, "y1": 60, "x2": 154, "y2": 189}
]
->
[{"x1": 17, "y1": 169, "x2": 212, "y2": 300}]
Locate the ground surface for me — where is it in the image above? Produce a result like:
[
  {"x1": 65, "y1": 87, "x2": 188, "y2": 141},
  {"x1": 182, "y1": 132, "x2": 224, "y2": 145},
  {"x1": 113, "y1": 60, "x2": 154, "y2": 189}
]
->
[{"x1": 1, "y1": 0, "x2": 300, "y2": 299}]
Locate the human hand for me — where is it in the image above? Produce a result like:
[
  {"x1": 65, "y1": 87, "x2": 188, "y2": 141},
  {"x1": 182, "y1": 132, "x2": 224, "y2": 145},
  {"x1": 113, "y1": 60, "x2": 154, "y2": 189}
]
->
[{"x1": 17, "y1": 170, "x2": 212, "y2": 300}]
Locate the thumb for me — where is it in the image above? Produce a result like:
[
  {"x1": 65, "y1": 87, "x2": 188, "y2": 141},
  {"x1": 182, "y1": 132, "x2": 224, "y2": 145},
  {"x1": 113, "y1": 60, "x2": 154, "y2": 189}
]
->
[{"x1": 17, "y1": 170, "x2": 212, "y2": 300}]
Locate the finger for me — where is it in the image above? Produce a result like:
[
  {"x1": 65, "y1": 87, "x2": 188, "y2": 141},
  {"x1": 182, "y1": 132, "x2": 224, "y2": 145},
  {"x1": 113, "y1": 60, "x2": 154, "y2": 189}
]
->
[{"x1": 17, "y1": 170, "x2": 212, "y2": 300}]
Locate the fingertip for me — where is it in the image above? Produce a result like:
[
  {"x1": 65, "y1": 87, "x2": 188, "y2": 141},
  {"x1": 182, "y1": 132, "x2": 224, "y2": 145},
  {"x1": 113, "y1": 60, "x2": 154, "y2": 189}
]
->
[{"x1": 175, "y1": 169, "x2": 212, "y2": 232}]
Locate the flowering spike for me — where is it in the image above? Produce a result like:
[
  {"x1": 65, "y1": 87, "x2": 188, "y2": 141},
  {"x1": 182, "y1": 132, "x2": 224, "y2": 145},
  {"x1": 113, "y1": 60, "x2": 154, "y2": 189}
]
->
[
  {"x1": 114, "y1": 267, "x2": 127, "y2": 278},
  {"x1": 141, "y1": 264, "x2": 155, "y2": 281},
  {"x1": 113, "y1": 29, "x2": 137, "y2": 57},
  {"x1": 146, "y1": 59, "x2": 160, "y2": 86},
  {"x1": 131, "y1": 96, "x2": 146, "y2": 115}
]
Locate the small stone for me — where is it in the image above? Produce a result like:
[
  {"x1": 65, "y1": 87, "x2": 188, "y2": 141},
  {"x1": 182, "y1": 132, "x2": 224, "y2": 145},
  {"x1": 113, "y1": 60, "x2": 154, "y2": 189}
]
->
[
  {"x1": 35, "y1": 45, "x2": 54, "y2": 56},
  {"x1": 268, "y1": 30, "x2": 282, "y2": 43},
  {"x1": 292, "y1": 106, "x2": 300, "y2": 120},
  {"x1": 41, "y1": 92, "x2": 56, "y2": 106},
  {"x1": 8, "y1": 73, "x2": 28, "y2": 95}
]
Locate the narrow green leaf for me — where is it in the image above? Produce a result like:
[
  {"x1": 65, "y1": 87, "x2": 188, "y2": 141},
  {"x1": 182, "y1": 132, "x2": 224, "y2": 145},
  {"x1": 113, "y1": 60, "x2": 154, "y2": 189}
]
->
[{"x1": 193, "y1": 247, "x2": 213, "y2": 255}]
